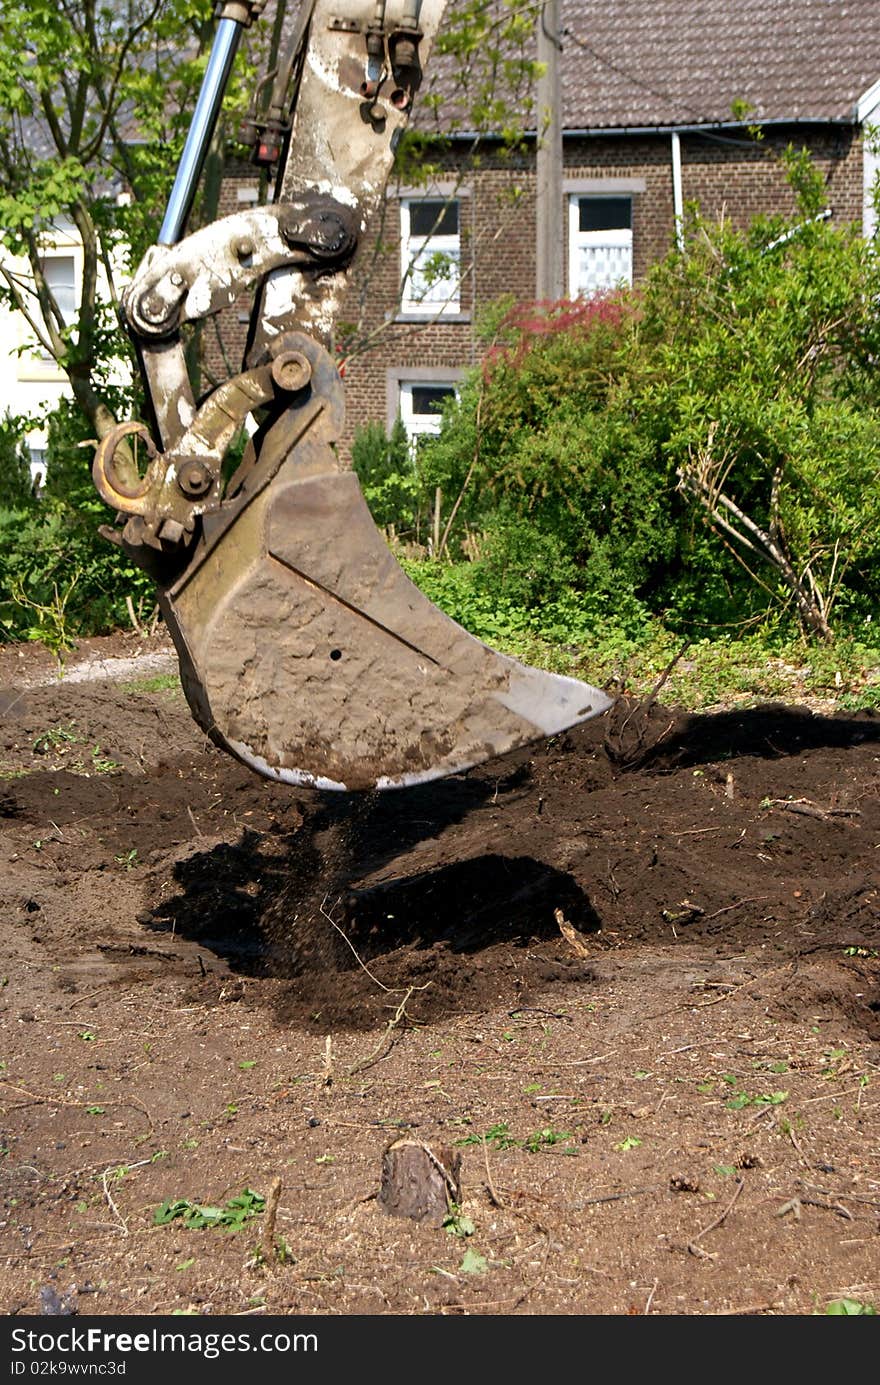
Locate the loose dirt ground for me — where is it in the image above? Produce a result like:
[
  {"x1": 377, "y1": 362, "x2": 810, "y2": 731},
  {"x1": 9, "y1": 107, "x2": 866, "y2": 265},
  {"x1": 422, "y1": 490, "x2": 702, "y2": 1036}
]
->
[{"x1": 0, "y1": 633, "x2": 878, "y2": 1317}]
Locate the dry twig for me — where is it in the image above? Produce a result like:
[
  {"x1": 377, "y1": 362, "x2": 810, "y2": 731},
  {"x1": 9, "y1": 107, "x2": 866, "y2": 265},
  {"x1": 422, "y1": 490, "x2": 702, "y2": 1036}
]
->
[
  {"x1": 765, "y1": 798, "x2": 860, "y2": 822},
  {"x1": 320, "y1": 896, "x2": 390, "y2": 992},
  {"x1": 346, "y1": 986, "x2": 424, "y2": 1077},
  {"x1": 688, "y1": 1177, "x2": 745, "y2": 1256}
]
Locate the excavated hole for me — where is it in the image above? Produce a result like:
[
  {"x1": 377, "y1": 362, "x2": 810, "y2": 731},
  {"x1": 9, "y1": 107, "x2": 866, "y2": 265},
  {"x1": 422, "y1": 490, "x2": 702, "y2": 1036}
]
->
[{"x1": 146, "y1": 837, "x2": 598, "y2": 982}]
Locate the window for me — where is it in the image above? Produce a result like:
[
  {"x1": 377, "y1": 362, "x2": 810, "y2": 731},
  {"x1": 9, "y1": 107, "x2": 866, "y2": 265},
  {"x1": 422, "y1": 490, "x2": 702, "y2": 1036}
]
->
[
  {"x1": 400, "y1": 197, "x2": 460, "y2": 315},
  {"x1": 38, "y1": 254, "x2": 77, "y2": 357},
  {"x1": 398, "y1": 381, "x2": 457, "y2": 442},
  {"x1": 40, "y1": 254, "x2": 77, "y2": 325},
  {"x1": 568, "y1": 195, "x2": 632, "y2": 297},
  {"x1": 28, "y1": 447, "x2": 47, "y2": 492}
]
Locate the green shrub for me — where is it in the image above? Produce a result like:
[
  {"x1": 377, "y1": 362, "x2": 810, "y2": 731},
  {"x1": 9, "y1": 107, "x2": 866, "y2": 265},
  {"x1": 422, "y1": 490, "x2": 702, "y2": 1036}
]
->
[
  {"x1": 362, "y1": 154, "x2": 880, "y2": 647},
  {"x1": 0, "y1": 398, "x2": 153, "y2": 647},
  {"x1": 351, "y1": 416, "x2": 427, "y2": 538},
  {"x1": 0, "y1": 414, "x2": 37, "y2": 510}
]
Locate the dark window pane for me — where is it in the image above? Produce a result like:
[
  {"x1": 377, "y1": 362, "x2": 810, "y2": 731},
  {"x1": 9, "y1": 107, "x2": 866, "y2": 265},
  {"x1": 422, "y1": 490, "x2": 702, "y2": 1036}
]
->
[
  {"x1": 411, "y1": 385, "x2": 456, "y2": 416},
  {"x1": 578, "y1": 196, "x2": 632, "y2": 232},
  {"x1": 408, "y1": 199, "x2": 459, "y2": 237}
]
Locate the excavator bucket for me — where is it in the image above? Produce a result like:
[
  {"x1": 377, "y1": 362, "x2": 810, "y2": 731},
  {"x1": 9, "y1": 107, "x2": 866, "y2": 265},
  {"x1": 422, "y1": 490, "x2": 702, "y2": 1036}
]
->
[
  {"x1": 163, "y1": 477, "x2": 611, "y2": 792},
  {"x1": 150, "y1": 344, "x2": 612, "y2": 792}
]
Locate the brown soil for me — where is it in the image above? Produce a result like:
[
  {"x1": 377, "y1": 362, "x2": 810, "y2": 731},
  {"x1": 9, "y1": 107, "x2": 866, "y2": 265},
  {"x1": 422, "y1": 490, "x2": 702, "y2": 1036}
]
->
[{"x1": 0, "y1": 634, "x2": 878, "y2": 1317}]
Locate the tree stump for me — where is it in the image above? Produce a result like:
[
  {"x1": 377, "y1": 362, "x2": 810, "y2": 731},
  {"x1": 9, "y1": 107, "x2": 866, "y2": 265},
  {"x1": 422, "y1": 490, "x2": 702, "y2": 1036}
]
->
[{"x1": 378, "y1": 1138, "x2": 462, "y2": 1227}]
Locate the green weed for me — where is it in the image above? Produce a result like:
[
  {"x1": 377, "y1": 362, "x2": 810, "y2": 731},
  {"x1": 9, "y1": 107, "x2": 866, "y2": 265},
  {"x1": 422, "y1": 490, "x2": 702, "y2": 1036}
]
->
[
  {"x1": 443, "y1": 1206, "x2": 475, "y2": 1238},
  {"x1": 524, "y1": 1127, "x2": 575, "y2": 1153},
  {"x1": 726, "y1": 1089, "x2": 788, "y2": 1110},
  {"x1": 458, "y1": 1248, "x2": 488, "y2": 1275},
  {"x1": 456, "y1": 1123, "x2": 517, "y2": 1151},
  {"x1": 822, "y1": 1298, "x2": 877, "y2": 1315},
  {"x1": 153, "y1": 1188, "x2": 265, "y2": 1232},
  {"x1": 33, "y1": 725, "x2": 80, "y2": 754},
  {"x1": 90, "y1": 746, "x2": 121, "y2": 773}
]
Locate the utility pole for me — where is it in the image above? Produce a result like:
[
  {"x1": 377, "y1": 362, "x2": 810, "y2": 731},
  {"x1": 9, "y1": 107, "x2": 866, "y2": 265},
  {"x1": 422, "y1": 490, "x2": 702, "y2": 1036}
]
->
[{"x1": 536, "y1": 0, "x2": 564, "y2": 300}]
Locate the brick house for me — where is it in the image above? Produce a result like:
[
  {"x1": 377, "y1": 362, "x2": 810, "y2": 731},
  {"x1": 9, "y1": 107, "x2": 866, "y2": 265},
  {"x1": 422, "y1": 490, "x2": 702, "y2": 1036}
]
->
[
  {"x1": 5, "y1": 1, "x2": 880, "y2": 476},
  {"x1": 315, "y1": 0, "x2": 880, "y2": 455}
]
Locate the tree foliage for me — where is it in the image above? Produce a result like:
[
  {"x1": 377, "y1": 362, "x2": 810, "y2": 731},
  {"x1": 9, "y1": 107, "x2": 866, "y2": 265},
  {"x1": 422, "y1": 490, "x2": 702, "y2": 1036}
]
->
[
  {"x1": 0, "y1": 1, "x2": 269, "y2": 644},
  {"x1": 0, "y1": 0, "x2": 260, "y2": 435}
]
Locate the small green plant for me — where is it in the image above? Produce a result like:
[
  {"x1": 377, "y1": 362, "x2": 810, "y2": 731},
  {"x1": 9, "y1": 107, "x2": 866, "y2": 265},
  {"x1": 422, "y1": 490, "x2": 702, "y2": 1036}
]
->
[
  {"x1": 456, "y1": 1122, "x2": 517, "y2": 1150},
  {"x1": 443, "y1": 1205, "x2": 475, "y2": 1238},
  {"x1": 613, "y1": 1136, "x2": 643, "y2": 1152},
  {"x1": 822, "y1": 1298, "x2": 877, "y2": 1315},
  {"x1": 458, "y1": 1248, "x2": 489, "y2": 1276},
  {"x1": 838, "y1": 685, "x2": 880, "y2": 712},
  {"x1": 10, "y1": 573, "x2": 80, "y2": 659},
  {"x1": 90, "y1": 746, "x2": 121, "y2": 773},
  {"x1": 273, "y1": 1238, "x2": 294, "y2": 1266},
  {"x1": 33, "y1": 725, "x2": 81, "y2": 754},
  {"x1": 723, "y1": 1074, "x2": 789, "y2": 1109},
  {"x1": 524, "y1": 1127, "x2": 575, "y2": 1153},
  {"x1": 114, "y1": 848, "x2": 139, "y2": 870},
  {"x1": 153, "y1": 1188, "x2": 265, "y2": 1232}
]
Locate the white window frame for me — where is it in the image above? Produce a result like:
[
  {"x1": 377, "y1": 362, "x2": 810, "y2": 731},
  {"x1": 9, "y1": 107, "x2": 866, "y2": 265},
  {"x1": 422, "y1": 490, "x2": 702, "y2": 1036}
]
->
[
  {"x1": 388, "y1": 368, "x2": 463, "y2": 447},
  {"x1": 568, "y1": 194, "x2": 633, "y2": 297},
  {"x1": 399, "y1": 196, "x2": 461, "y2": 317},
  {"x1": 857, "y1": 80, "x2": 880, "y2": 239},
  {"x1": 398, "y1": 380, "x2": 459, "y2": 443},
  {"x1": 27, "y1": 442, "x2": 48, "y2": 492},
  {"x1": 37, "y1": 253, "x2": 78, "y2": 359},
  {"x1": 14, "y1": 221, "x2": 83, "y2": 383}
]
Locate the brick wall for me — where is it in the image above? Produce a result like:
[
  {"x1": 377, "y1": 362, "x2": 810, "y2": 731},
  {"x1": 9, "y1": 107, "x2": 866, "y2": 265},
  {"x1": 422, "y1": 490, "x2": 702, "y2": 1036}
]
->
[{"x1": 208, "y1": 125, "x2": 865, "y2": 457}]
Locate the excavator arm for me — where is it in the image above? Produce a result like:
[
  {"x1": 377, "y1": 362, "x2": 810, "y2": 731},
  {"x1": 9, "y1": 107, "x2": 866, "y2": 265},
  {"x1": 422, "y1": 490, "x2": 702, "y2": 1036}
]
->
[{"x1": 92, "y1": 0, "x2": 611, "y2": 791}]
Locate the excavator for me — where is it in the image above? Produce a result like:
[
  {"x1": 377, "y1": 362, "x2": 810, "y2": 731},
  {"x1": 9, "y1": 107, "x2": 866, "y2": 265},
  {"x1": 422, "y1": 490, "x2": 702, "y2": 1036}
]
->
[{"x1": 92, "y1": 0, "x2": 611, "y2": 791}]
